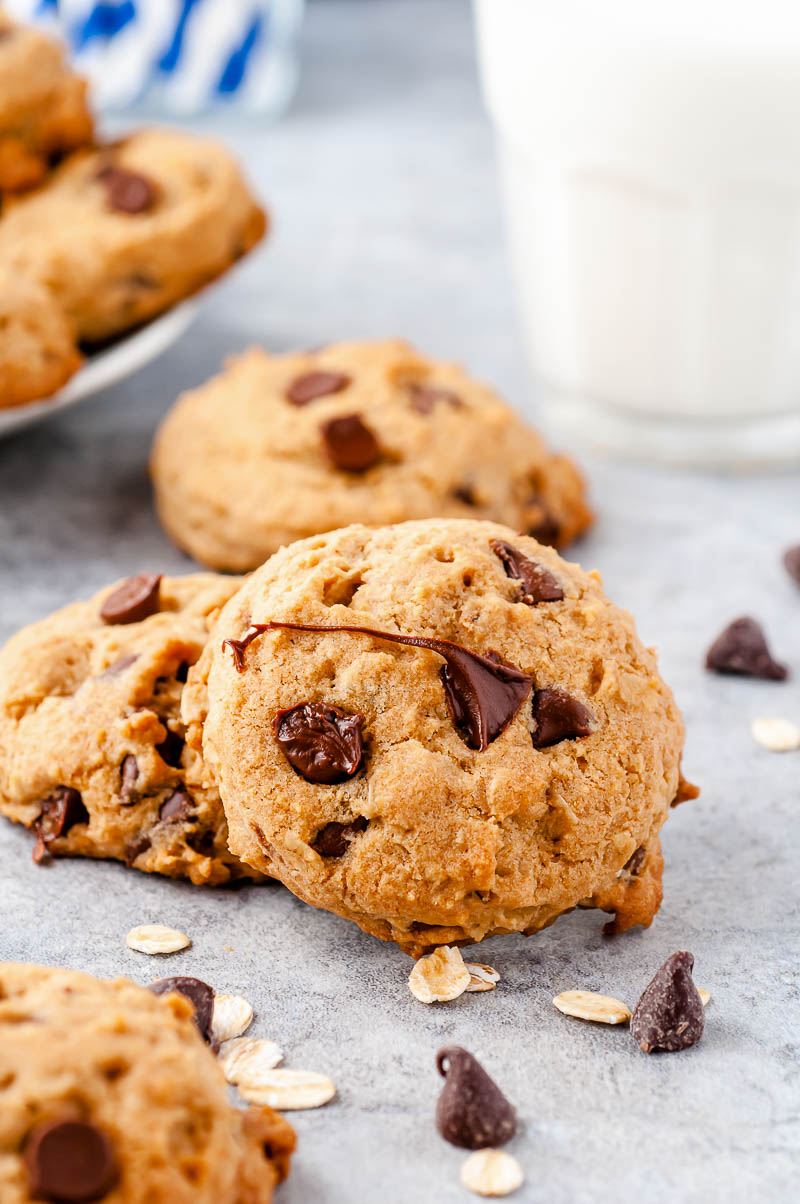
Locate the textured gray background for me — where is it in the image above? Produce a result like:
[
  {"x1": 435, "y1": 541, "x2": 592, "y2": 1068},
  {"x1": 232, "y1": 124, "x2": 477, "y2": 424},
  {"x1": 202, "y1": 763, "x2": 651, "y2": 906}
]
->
[{"x1": 1, "y1": 2, "x2": 798, "y2": 1200}]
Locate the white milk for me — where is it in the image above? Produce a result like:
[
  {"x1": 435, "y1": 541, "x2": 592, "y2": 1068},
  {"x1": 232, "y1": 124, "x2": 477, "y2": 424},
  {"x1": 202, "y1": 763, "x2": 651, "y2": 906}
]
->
[{"x1": 475, "y1": 0, "x2": 800, "y2": 463}]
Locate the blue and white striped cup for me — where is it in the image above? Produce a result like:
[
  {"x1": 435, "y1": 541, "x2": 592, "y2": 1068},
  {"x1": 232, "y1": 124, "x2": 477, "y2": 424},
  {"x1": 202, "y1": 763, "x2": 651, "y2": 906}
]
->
[{"x1": 6, "y1": 0, "x2": 304, "y2": 114}]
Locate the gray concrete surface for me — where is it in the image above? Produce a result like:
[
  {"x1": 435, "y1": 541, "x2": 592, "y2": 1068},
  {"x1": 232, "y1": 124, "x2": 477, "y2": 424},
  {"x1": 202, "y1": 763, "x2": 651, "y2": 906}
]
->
[{"x1": 0, "y1": 2, "x2": 798, "y2": 1200}]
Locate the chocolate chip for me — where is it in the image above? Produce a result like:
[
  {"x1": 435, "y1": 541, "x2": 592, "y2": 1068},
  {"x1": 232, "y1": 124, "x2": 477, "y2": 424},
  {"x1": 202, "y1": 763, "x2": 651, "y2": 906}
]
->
[
  {"x1": 24, "y1": 1119, "x2": 119, "y2": 1203},
  {"x1": 159, "y1": 789, "x2": 193, "y2": 823},
  {"x1": 148, "y1": 976, "x2": 216, "y2": 1046},
  {"x1": 32, "y1": 788, "x2": 88, "y2": 863},
  {"x1": 623, "y1": 846, "x2": 647, "y2": 877},
  {"x1": 705, "y1": 616, "x2": 788, "y2": 680},
  {"x1": 175, "y1": 661, "x2": 190, "y2": 683},
  {"x1": 784, "y1": 545, "x2": 800, "y2": 585},
  {"x1": 631, "y1": 951, "x2": 705, "y2": 1053},
  {"x1": 186, "y1": 828, "x2": 215, "y2": 855},
  {"x1": 98, "y1": 164, "x2": 157, "y2": 214},
  {"x1": 452, "y1": 484, "x2": 478, "y2": 507},
  {"x1": 320, "y1": 413, "x2": 380, "y2": 472},
  {"x1": 407, "y1": 384, "x2": 463, "y2": 414},
  {"x1": 286, "y1": 370, "x2": 350, "y2": 405},
  {"x1": 100, "y1": 573, "x2": 162, "y2": 626},
  {"x1": 273, "y1": 702, "x2": 365, "y2": 784},
  {"x1": 99, "y1": 653, "x2": 139, "y2": 678},
  {"x1": 490, "y1": 539, "x2": 564, "y2": 604},
  {"x1": 119, "y1": 755, "x2": 139, "y2": 803},
  {"x1": 156, "y1": 727, "x2": 184, "y2": 768},
  {"x1": 527, "y1": 513, "x2": 561, "y2": 547},
  {"x1": 264, "y1": 622, "x2": 533, "y2": 751},
  {"x1": 435, "y1": 1046, "x2": 517, "y2": 1150},
  {"x1": 124, "y1": 833, "x2": 151, "y2": 866},
  {"x1": 311, "y1": 816, "x2": 368, "y2": 857},
  {"x1": 531, "y1": 686, "x2": 594, "y2": 749}
]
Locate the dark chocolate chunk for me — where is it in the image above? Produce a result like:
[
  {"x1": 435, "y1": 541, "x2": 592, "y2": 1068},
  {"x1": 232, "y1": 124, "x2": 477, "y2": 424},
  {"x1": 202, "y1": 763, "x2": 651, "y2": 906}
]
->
[
  {"x1": 264, "y1": 622, "x2": 533, "y2": 751},
  {"x1": 435, "y1": 1046, "x2": 517, "y2": 1150},
  {"x1": 311, "y1": 816, "x2": 368, "y2": 857},
  {"x1": 705, "y1": 616, "x2": 787, "y2": 680},
  {"x1": 159, "y1": 789, "x2": 193, "y2": 823},
  {"x1": 98, "y1": 164, "x2": 156, "y2": 214},
  {"x1": 186, "y1": 828, "x2": 215, "y2": 855},
  {"x1": 631, "y1": 951, "x2": 705, "y2": 1053},
  {"x1": 531, "y1": 686, "x2": 594, "y2": 749},
  {"x1": 784, "y1": 545, "x2": 800, "y2": 585},
  {"x1": 286, "y1": 370, "x2": 350, "y2": 405},
  {"x1": 148, "y1": 976, "x2": 216, "y2": 1046},
  {"x1": 24, "y1": 1118, "x2": 119, "y2": 1203},
  {"x1": 452, "y1": 484, "x2": 478, "y2": 507},
  {"x1": 274, "y1": 702, "x2": 365, "y2": 784},
  {"x1": 100, "y1": 573, "x2": 162, "y2": 626},
  {"x1": 320, "y1": 413, "x2": 380, "y2": 472},
  {"x1": 119, "y1": 755, "x2": 139, "y2": 803},
  {"x1": 124, "y1": 833, "x2": 151, "y2": 866},
  {"x1": 490, "y1": 539, "x2": 564, "y2": 604},
  {"x1": 623, "y1": 846, "x2": 647, "y2": 878},
  {"x1": 32, "y1": 788, "x2": 88, "y2": 863},
  {"x1": 156, "y1": 727, "x2": 185, "y2": 768},
  {"x1": 99, "y1": 653, "x2": 139, "y2": 678},
  {"x1": 407, "y1": 383, "x2": 462, "y2": 414}
]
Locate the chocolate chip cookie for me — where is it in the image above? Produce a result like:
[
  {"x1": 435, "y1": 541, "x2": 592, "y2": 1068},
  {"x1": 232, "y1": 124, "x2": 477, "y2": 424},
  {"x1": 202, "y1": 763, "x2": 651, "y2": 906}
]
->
[
  {"x1": 151, "y1": 340, "x2": 592, "y2": 572},
  {"x1": 0, "y1": 126, "x2": 265, "y2": 344},
  {"x1": 0, "y1": 572, "x2": 264, "y2": 885},
  {"x1": 0, "y1": 269, "x2": 82, "y2": 407},
  {"x1": 0, "y1": 11, "x2": 93, "y2": 194},
  {"x1": 185, "y1": 518, "x2": 691, "y2": 955},
  {"x1": 0, "y1": 962, "x2": 294, "y2": 1204}
]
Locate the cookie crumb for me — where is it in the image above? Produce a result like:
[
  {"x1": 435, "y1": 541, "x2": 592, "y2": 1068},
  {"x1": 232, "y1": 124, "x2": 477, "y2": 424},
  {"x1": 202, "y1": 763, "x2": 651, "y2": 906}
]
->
[
  {"x1": 553, "y1": 990, "x2": 631, "y2": 1025},
  {"x1": 698, "y1": 988, "x2": 711, "y2": 1007},
  {"x1": 750, "y1": 716, "x2": 800, "y2": 752},
  {"x1": 408, "y1": 946, "x2": 471, "y2": 1003},
  {"x1": 460, "y1": 1150, "x2": 524, "y2": 1197},
  {"x1": 235, "y1": 1068, "x2": 336, "y2": 1111},
  {"x1": 211, "y1": 994, "x2": 254, "y2": 1042},
  {"x1": 125, "y1": 925, "x2": 190, "y2": 955}
]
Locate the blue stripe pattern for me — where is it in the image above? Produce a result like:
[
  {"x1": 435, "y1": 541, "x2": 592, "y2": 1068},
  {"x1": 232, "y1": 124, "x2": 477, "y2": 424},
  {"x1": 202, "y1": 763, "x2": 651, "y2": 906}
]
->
[
  {"x1": 158, "y1": 0, "x2": 201, "y2": 75},
  {"x1": 73, "y1": 2, "x2": 136, "y2": 49},
  {"x1": 216, "y1": 12, "x2": 263, "y2": 94}
]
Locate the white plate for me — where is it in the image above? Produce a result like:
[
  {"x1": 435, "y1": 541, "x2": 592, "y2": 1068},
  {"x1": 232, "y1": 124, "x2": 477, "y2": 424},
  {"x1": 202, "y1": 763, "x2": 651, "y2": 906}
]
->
[{"x1": 0, "y1": 299, "x2": 199, "y2": 439}]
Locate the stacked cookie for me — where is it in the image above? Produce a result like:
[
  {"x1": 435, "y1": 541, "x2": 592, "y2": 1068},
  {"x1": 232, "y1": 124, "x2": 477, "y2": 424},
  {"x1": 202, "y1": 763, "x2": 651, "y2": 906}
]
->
[{"x1": 0, "y1": 11, "x2": 265, "y2": 408}]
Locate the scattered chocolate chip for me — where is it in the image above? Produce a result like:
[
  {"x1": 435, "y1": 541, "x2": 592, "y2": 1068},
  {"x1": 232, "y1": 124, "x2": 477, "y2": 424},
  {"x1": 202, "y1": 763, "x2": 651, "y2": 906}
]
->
[
  {"x1": 24, "y1": 1119, "x2": 119, "y2": 1203},
  {"x1": 156, "y1": 727, "x2": 185, "y2": 768},
  {"x1": 119, "y1": 755, "x2": 139, "y2": 803},
  {"x1": 98, "y1": 164, "x2": 157, "y2": 214},
  {"x1": 435, "y1": 1046, "x2": 517, "y2": 1150},
  {"x1": 527, "y1": 513, "x2": 561, "y2": 547},
  {"x1": 124, "y1": 833, "x2": 151, "y2": 866},
  {"x1": 631, "y1": 951, "x2": 705, "y2": 1053},
  {"x1": 311, "y1": 817, "x2": 368, "y2": 857},
  {"x1": 705, "y1": 616, "x2": 788, "y2": 680},
  {"x1": 274, "y1": 702, "x2": 365, "y2": 784},
  {"x1": 286, "y1": 370, "x2": 351, "y2": 405},
  {"x1": 784, "y1": 545, "x2": 800, "y2": 585},
  {"x1": 100, "y1": 573, "x2": 162, "y2": 626},
  {"x1": 407, "y1": 383, "x2": 463, "y2": 414},
  {"x1": 148, "y1": 976, "x2": 216, "y2": 1046},
  {"x1": 531, "y1": 686, "x2": 594, "y2": 749},
  {"x1": 32, "y1": 788, "x2": 89, "y2": 863},
  {"x1": 490, "y1": 539, "x2": 564, "y2": 604},
  {"x1": 452, "y1": 484, "x2": 478, "y2": 507},
  {"x1": 320, "y1": 413, "x2": 381, "y2": 472},
  {"x1": 98, "y1": 653, "x2": 139, "y2": 678},
  {"x1": 264, "y1": 622, "x2": 533, "y2": 751},
  {"x1": 159, "y1": 789, "x2": 193, "y2": 823}
]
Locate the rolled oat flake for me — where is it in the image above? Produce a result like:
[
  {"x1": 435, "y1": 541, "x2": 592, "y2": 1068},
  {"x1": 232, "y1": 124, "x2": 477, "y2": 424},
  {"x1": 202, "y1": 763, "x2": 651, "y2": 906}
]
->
[{"x1": 631, "y1": 951, "x2": 705, "y2": 1053}]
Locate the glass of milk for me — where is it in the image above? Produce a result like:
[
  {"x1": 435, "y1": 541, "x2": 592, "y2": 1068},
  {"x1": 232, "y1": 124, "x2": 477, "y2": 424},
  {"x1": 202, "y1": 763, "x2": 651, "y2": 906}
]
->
[{"x1": 475, "y1": 0, "x2": 800, "y2": 465}]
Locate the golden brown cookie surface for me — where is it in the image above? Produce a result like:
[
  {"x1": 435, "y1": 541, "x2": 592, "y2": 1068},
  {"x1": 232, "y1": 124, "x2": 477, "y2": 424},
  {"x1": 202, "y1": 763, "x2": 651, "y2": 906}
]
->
[
  {"x1": 0, "y1": 270, "x2": 82, "y2": 407},
  {"x1": 186, "y1": 519, "x2": 686, "y2": 954},
  {"x1": 151, "y1": 340, "x2": 592, "y2": 572}
]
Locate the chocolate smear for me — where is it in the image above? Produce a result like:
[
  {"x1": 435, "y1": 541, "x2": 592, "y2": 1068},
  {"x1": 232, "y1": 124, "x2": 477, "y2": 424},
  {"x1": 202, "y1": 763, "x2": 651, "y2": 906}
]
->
[
  {"x1": 100, "y1": 573, "x2": 161, "y2": 626},
  {"x1": 286, "y1": 370, "x2": 350, "y2": 406},
  {"x1": 705, "y1": 616, "x2": 787, "y2": 680},
  {"x1": 321, "y1": 413, "x2": 380, "y2": 472},
  {"x1": 311, "y1": 816, "x2": 368, "y2": 857},
  {"x1": 260, "y1": 621, "x2": 533, "y2": 751},
  {"x1": 32, "y1": 788, "x2": 88, "y2": 862},
  {"x1": 149, "y1": 976, "x2": 216, "y2": 1046},
  {"x1": 436, "y1": 1046, "x2": 517, "y2": 1150},
  {"x1": 531, "y1": 686, "x2": 594, "y2": 749},
  {"x1": 25, "y1": 1118, "x2": 119, "y2": 1203},
  {"x1": 490, "y1": 539, "x2": 564, "y2": 604},
  {"x1": 274, "y1": 702, "x2": 365, "y2": 784},
  {"x1": 631, "y1": 951, "x2": 705, "y2": 1053}
]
